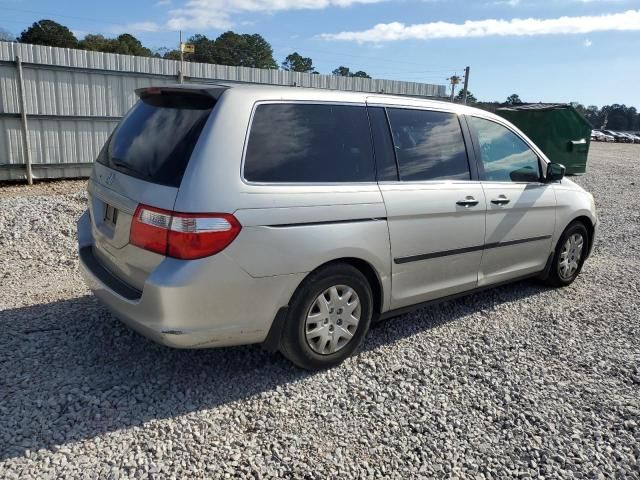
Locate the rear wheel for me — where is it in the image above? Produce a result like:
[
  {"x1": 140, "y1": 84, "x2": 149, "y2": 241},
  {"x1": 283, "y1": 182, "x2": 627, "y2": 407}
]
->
[
  {"x1": 280, "y1": 263, "x2": 373, "y2": 370},
  {"x1": 543, "y1": 222, "x2": 589, "y2": 287}
]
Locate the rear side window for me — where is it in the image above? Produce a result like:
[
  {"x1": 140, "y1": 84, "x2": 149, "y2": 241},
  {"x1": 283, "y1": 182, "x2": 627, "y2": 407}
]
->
[
  {"x1": 467, "y1": 116, "x2": 541, "y2": 182},
  {"x1": 387, "y1": 108, "x2": 470, "y2": 181},
  {"x1": 244, "y1": 103, "x2": 375, "y2": 183},
  {"x1": 97, "y1": 91, "x2": 215, "y2": 187}
]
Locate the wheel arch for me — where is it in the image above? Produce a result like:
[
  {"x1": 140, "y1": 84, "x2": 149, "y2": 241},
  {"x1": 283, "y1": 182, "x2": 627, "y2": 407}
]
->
[
  {"x1": 565, "y1": 215, "x2": 595, "y2": 258},
  {"x1": 261, "y1": 257, "x2": 386, "y2": 353}
]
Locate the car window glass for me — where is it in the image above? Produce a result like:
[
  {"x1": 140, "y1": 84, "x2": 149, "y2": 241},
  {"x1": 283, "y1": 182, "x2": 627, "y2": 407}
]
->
[
  {"x1": 368, "y1": 107, "x2": 398, "y2": 181},
  {"x1": 244, "y1": 103, "x2": 375, "y2": 183},
  {"x1": 386, "y1": 108, "x2": 470, "y2": 181},
  {"x1": 468, "y1": 116, "x2": 541, "y2": 182},
  {"x1": 98, "y1": 92, "x2": 214, "y2": 187}
]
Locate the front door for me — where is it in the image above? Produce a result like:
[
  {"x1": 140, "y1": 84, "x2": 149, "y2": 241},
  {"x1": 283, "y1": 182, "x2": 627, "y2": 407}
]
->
[
  {"x1": 466, "y1": 116, "x2": 557, "y2": 286},
  {"x1": 374, "y1": 106, "x2": 488, "y2": 309}
]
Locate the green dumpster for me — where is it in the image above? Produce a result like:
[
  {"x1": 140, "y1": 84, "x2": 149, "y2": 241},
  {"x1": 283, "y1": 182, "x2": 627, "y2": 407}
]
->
[{"x1": 496, "y1": 103, "x2": 592, "y2": 175}]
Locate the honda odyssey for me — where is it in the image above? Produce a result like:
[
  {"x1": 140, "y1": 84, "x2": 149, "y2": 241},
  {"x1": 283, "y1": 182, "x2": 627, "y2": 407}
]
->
[{"x1": 78, "y1": 83, "x2": 597, "y2": 369}]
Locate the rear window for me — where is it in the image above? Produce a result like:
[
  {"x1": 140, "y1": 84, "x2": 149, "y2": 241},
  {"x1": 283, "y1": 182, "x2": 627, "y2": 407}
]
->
[
  {"x1": 97, "y1": 91, "x2": 215, "y2": 187},
  {"x1": 244, "y1": 103, "x2": 375, "y2": 183}
]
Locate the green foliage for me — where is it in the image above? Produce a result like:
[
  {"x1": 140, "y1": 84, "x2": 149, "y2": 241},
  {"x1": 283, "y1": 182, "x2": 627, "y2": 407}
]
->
[
  {"x1": 156, "y1": 47, "x2": 181, "y2": 61},
  {"x1": 506, "y1": 93, "x2": 523, "y2": 105},
  {"x1": 213, "y1": 31, "x2": 277, "y2": 69},
  {"x1": 332, "y1": 66, "x2": 351, "y2": 76},
  {"x1": 455, "y1": 89, "x2": 478, "y2": 105},
  {"x1": 79, "y1": 33, "x2": 152, "y2": 57},
  {"x1": 282, "y1": 52, "x2": 315, "y2": 73},
  {"x1": 18, "y1": 19, "x2": 78, "y2": 48},
  {"x1": 114, "y1": 34, "x2": 152, "y2": 56},
  {"x1": 351, "y1": 70, "x2": 371, "y2": 78},
  {"x1": 332, "y1": 66, "x2": 371, "y2": 78},
  {"x1": 174, "y1": 31, "x2": 278, "y2": 68},
  {"x1": 184, "y1": 34, "x2": 217, "y2": 63}
]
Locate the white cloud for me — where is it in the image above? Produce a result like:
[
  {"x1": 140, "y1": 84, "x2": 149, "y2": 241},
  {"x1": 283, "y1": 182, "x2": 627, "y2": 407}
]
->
[
  {"x1": 166, "y1": 0, "x2": 386, "y2": 31},
  {"x1": 319, "y1": 9, "x2": 640, "y2": 42},
  {"x1": 492, "y1": 0, "x2": 521, "y2": 6},
  {"x1": 584, "y1": 38, "x2": 593, "y2": 46}
]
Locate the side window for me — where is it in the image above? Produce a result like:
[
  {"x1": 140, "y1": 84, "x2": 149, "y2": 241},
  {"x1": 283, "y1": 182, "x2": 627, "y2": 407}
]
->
[
  {"x1": 244, "y1": 103, "x2": 375, "y2": 183},
  {"x1": 386, "y1": 108, "x2": 470, "y2": 181},
  {"x1": 368, "y1": 107, "x2": 398, "y2": 181},
  {"x1": 468, "y1": 116, "x2": 541, "y2": 182}
]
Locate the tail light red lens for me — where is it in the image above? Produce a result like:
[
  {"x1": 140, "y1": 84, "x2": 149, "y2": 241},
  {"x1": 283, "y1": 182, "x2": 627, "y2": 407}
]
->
[{"x1": 130, "y1": 205, "x2": 241, "y2": 260}]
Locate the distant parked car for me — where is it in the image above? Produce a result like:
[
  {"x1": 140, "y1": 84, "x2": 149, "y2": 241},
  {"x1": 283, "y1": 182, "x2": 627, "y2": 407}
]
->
[{"x1": 603, "y1": 130, "x2": 628, "y2": 143}]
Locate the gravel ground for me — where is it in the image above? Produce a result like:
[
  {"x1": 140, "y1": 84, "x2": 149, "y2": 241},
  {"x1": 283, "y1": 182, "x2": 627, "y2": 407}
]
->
[{"x1": 1, "y1": 142, "x2": 638, "y2": 479}]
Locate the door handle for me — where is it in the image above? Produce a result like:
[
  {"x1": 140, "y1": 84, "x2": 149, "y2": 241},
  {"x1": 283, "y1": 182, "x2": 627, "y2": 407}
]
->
[
  {"x1": 491, "y1": 195, "x2": 510, "y2": 206},
  {"x1": 456, "y1": 196, "x2": 479, "y2": 207}
]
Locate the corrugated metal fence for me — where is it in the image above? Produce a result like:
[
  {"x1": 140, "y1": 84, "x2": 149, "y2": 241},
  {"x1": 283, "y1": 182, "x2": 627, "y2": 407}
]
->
[{"x1": 0, "y1": 41, "x2": 447, "y2": 182}]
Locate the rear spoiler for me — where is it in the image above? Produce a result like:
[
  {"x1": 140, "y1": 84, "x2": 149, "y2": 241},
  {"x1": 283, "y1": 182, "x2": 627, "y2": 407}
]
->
[{"x1": 134, "y1": 85, "x2": 228, "y2": 100}]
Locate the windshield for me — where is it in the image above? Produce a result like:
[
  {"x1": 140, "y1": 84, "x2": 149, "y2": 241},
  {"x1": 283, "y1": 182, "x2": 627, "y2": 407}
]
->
[{"x1": 97, "y1": 91, "x2": 215, "y2": 187}]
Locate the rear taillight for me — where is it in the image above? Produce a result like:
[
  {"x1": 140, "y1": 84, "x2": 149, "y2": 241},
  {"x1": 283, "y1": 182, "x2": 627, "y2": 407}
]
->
[{"x1": 130, "y1": 204, "x2": 241, "y2": 260}]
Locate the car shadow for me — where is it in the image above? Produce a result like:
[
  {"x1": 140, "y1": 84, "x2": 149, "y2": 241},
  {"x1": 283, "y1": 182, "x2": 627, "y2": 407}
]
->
[{"x1": 0, "y1": 279, "x2": 549, "y2": 461}]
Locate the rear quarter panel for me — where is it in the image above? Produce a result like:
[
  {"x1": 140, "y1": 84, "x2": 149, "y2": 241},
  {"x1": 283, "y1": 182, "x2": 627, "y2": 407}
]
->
[{"x1": 174, "y1": 89, "x2": 393, "y2": 312}]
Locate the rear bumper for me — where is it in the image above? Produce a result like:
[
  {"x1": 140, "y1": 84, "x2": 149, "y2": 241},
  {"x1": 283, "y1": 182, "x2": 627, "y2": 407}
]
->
[{"x1": 77, "y1": 210, "x2": 304, "y2": 349}]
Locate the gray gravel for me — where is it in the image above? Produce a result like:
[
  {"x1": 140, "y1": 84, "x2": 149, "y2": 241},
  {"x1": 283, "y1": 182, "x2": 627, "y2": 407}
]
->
[{"x1": 1, "y1": 143, "x2": 639, "y2": 479}]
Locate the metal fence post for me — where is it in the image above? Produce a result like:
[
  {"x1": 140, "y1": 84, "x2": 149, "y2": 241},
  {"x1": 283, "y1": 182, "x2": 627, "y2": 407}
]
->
[{"x1": 15, "y1": 55, "x2": 33, "y2": 185}]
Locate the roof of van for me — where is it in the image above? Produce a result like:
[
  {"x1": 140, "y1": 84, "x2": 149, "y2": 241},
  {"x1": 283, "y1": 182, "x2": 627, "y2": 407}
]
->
[{"x1": 141, "y1": 82, "x2": 497, "y2": 118}]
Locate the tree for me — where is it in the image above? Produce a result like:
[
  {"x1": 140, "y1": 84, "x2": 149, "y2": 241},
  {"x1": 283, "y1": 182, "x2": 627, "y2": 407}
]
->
[
  {"x1": 505, "y1": 93, "x2": 523, "y2": 105},
  {"x1": 455, "y1": 89, "x2": 478, "y2": 105},
  {"x1": 79, "y1": 34, "x2": 114, "y2": 52},
  {"x1": 0, "y1": 28, "x2": 14, "y2": 42},
  {"x1": 213, "y1": 31, "x2": 277, "y2": 68},
  {"x1": 281, "y1": 52, "x2": 315, "y2": 73},
  {"x1": 332, "y1": 66, "x2": 371, "y2": 78},
  {"x1": 79, "y1": 33, "x2": 152, "y2": 57},
  {"x1": 18, "y1": 20, "x2": 78, "y2": 48},
  {"x1": 185, "y1": 34, "x2": 217, "y2": 63},
  {"x1": 114, "y1": 34, "x2": 152, "y2": 57},
  {"x1": 351, "y1": 70, "x2": 371, "y2": 79},
  {"x1": 332, "y1": 66, "x2": 351, "y2": 76},
  {"x1": 584, "y1": 105, "x2": 602, "y2": 128},
  {"x1": 160, "y1": 48, "x2": 182, "y2": 61}
]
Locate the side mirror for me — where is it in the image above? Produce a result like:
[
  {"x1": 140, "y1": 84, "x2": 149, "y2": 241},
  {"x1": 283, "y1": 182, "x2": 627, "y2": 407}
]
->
[{"x1": 546, "y1": 163, "x2": 565, "y2": 182}]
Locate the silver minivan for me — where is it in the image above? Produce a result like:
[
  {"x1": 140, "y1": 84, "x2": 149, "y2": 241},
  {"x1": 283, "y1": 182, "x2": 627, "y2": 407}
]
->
[{"x1": 78, "y1": 83, "x2": 597, "y2": 369}]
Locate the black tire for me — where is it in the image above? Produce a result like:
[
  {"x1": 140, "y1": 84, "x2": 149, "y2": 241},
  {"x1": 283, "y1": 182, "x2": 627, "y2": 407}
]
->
[
  {"x1": 280, "y1": 263, "x2": 373, "y2": 370},
  {"x1": 543, "y1": 221, "x2": 589, "y2": 288}
]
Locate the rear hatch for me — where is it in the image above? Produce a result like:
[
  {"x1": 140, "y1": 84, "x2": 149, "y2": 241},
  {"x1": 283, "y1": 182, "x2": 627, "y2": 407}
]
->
[{"x1": 87, "y1": 86, "x2": 222, "y2": 291}]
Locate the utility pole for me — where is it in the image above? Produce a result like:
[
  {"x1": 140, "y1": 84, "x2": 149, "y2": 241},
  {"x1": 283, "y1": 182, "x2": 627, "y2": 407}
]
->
[
  {"x1": 448, "y1": 73, "x2": 462, "y2": 102},
  {"x1": 178, "y1": 30, "x2": 184, "y2": 84},
  {"x1": 461, "y1": 66, "x2": 470, "y2": 105}
]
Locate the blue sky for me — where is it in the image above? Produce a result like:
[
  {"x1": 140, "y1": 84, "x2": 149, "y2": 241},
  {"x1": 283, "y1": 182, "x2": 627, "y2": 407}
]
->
[{"x1": 2, "y1": 0, "x2": 639, "y2": 106}]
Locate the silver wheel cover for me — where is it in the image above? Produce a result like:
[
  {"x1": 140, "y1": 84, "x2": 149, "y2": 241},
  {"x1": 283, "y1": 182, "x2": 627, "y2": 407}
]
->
[
  {"x1": 558, "y1": 233, "x2": 584, "y2": 280},
  {"x1": 305, "y1": 285, "x2": 361, "y2": 355}
]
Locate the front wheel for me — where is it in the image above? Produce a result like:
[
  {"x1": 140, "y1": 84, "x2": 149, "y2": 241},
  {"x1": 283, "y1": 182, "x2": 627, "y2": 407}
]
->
[
  {"x1": 543, "y1": 222, "x2": 589, "y2": 287},
  {"x1": 280, "y1": 263, "x2": 373, "y2": 370}
]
